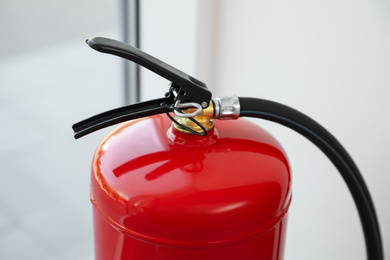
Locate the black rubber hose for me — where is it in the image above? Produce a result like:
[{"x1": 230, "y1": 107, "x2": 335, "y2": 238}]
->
[{"x1": 239, "y1": 97, "x2": 382, "y2": 260}]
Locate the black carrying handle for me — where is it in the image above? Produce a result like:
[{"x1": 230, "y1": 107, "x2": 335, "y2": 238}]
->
[
  {"x1": 86, "y1": 37, "x2": 211, "y2": 107},
  {"x1": 73, "y1": 96, "x2": 174, "y2": 139}
]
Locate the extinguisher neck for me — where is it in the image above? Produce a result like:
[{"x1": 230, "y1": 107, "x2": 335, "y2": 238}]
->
[
  {"x1": 172, "y1": 95, "x2": 241, "y2": 135},
  {"x1": 172, "y1": 101, "x2": 215, "y2": 135}
]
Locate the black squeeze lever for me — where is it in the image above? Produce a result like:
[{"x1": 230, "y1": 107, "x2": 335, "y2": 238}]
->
[
  {"x1": 72, "y1": 37, "x2": 212, "y2": 139},
  {"x1": 86, "y1": 37, "x2": 211, "y2": 105}
]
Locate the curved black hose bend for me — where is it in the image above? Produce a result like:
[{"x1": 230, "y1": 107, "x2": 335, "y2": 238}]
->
[{"x1": 238, "y1": 97, "x2": 382, "y2": 260}]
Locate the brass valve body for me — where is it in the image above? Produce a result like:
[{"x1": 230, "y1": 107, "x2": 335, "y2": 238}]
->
[{"x1": 173, "y1": 101, "x2": 215, "y2": 134}]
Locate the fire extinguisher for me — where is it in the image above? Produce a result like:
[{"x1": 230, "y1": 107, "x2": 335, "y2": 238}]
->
[{"x1": 73, "y1": 37, "x2": 383, "y2": 260}]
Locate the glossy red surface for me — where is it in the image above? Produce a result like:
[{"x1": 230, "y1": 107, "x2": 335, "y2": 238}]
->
[{"x1": 91, "y1": 115, "x2": 291, "y2": 259}]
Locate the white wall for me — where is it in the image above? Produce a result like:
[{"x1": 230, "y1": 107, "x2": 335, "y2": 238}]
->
[
  {"x1": 140, "y1": 0, "x2": 389, "y2": 259},
  {"x1": 140, "y1": 0, "x2": 198, "y2": 101},
  {"x1": 196, "y1": 0, "x2": 390, "y2": 259}
]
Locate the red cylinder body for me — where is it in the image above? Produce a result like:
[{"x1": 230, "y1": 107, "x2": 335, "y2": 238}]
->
[{"x1": 91, "y1": 115, "x2": 291, "y2": 260}]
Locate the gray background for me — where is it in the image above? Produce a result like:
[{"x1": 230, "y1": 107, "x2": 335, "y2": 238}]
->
[{"x1": 0, "y1": 1, "x2": 120, "y2": 259}]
